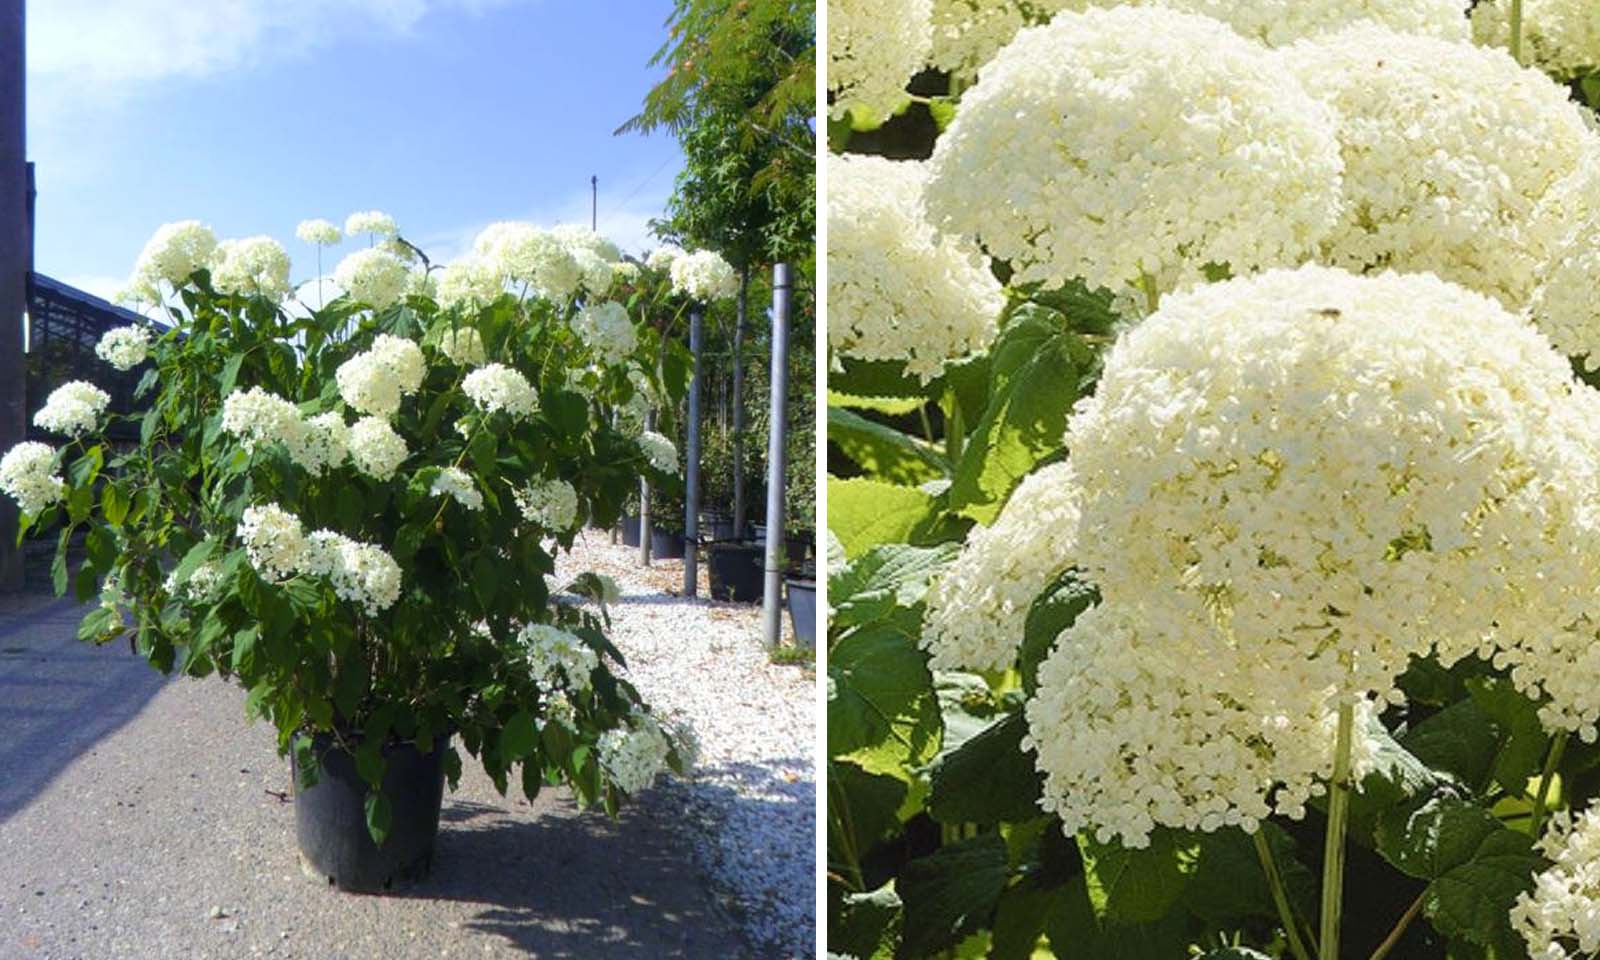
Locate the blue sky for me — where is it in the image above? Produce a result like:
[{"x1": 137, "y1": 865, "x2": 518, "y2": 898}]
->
[{"x1": 25, "y1": 0, "x2": 685, "y2": 301}]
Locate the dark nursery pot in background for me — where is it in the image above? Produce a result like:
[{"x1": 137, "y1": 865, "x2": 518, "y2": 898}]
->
[
  {"x1": 292, "y1": 732, "x2": 448, "y2": 893},
  {"x1": 786, "y1": 578, "x2": 816, "y2": 647},
  {"x1": 700, "y1": 510, "x2": 740, "y2": 542},
  {"x1": 621, "y1": 514, "x2": 642, "y2": 548},
  {"x1": 650, "y1": 528, "x2": 685, "y2": 559},
  {"x1": 707, "y1": 541, "x2": 765, "y2": 602}
]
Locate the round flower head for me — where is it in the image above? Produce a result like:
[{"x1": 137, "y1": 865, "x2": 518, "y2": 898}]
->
[
  {"x1": 639, "y1": 430, "x2": 678, "y2": 474},
  {"x1": 1026, "y1": 603, "x2": 1381, "y2": 848},
  {"x1": 923, "y1": 461, "x2": 1080, "y2": 672},
  {"x1": 518, "y1": 622, "x2": 600, "y2": 692},
  {"x1": 344, "y1": 210, "x2": 398, "y2": 239},
  {"x1": 925, "y1": 6, "x2": 1343, "y2": 306},
  {"x1": 1513, "y1": 804, "x2": 1600, "y2": 958},
  {"x1": 669, "y1": 249, "x2": 739, "y2": 302},
  {"x1": 130, "y1": 220, "x2": 218, "y2": 291},
  {"x1": 436, "y1": 326, "x2": 487, "y2": 366},
  {"x1": 335, "y1": 334, "x2": 426, "y2": 418},
  {"x1": 212, "y1": 236, "x2": 292, "y2": 302},
  {"x1": 573, "y1": 301, "x2": 638, "y2": 366},
  {"x1": 598, "y1": 711, "x2": 674, "y2": 795},
  {"x1": 644, "y1": 246, "x2": 683, "y2": 271},
  {"x1": 828, "y1": 0, "x2": 931, "y2": 121},
  {"x1": 290, "y1": 412, "x2": 350, "y2": 476},
  {"x1": 462, "y1": 363, "x2": 538, "y2": 419},
  {"x1": 1283, "y1": 25, "x2": 1600, "y2": 314},
  {"x1": 829, "y1": 153, "x2": 1002, "y2": 382},
  {"x1": 474, "y1": 222, "x2": 583, "y2": 300},
  {"x1": 572, "y1": 248, "x2": 615, "y2": 294},
  {"x1": 611, "y1": 261, "x2": 640, "y2": 284},
  {"x1": 551, "y1": 224, "x2": 623, "y2": 264},
  {"x1": 429, "y1": 466, "x2": 483, "y2": 511},
  {"x1": 1474, "y1": 0, "x2": 1600, "y2": 78},
  {"x1": 514, "y1": 477, "x2": 580, "y2": 532},
  {"x1": 1529, "y1": 162, "x2": 1600, "y2": 370},
  {"x1": 347, "y1": 416, "x2": 408, "y2": 481},
  {"x1": 301, "y1": 530, "x2": 402, "y2": 615},
  {"x1": 238, "y1": 503, "x2": 306, "y2": 582},
  {"x1": 34, "y1": 381, "x2": 110, "y2": 438},
  {"x1": 333, "y1": 248, "x2": 411, "y2": 310},
  {"x1": 94, "y1": 325, "x2": 151, "y2": 371},
  {"x1": 0, "y1": 442, "x2": 65, "y2": 516},
  {"x1": 1062, "y1": 265, "x2": 1600, "y2": 706},
  {"x1": 435, "y1": 257, "x2": 503, "y2": 311},
  {"x1": 221, "y1": 386, "x2": 304, "y2": 455},
  {"x1": 296, "y1": 218, "x2": 341, "y2": 246}
]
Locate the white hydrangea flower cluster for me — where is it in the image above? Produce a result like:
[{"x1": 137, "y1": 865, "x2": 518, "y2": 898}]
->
[
  {"x1": 572, "y1": 247, "x2": 615, "y2": 293},
  {"x1": 0, "y1": 441, "x2": 65, "y2": 516},
  {"x1": 551, "y1": 224, "x2": 623, "y2": 265},
  {"x1": 347, "y1": 416, "x2": 409, "y2": 480},
  {"x1": 639, "y1": 430, "x2": 678, "y2": 474},
  {"x1": 828, "y1": 153, "x2": 1003, "y2": 382},
  {"x1": 462, "y1": 363, "x2": 538, "y2": 419},
  {"x1": 518, "y1": 623, "x2": 599, "y2": 692},
  {"x1": 166, "y1": 559, "x2": 226, "y2": 605},
  {"x1": 925, "y1": 7, "x2": 1343, "y2": 306},
  {"x1": 474, "y1": 222, "x2": 584, "y2": 301},
  {"x1": 296, "y1": 412, "x2": 351, "y2": 476},
  {"x1": 1283, "y1": 25, "x2": 1599, "y2": 319},
  {"x1": 33, "y1": 381, "x2": 111, "y2": 438},
  {"x1": 597, "y1": 711, "x2": 674, "y2": 795},
  {"x1": 300, "y1": 529, "x2": 404, "y2": 616},
  {"x1": 1513, "y1": 805, "x2": 1600, "y2": 959},
  {"x1": 1533, "y1": 214, "x2": 1600, "y2": 371},
  {"x1": 344, "y1": 210, "x2": 398, "y2": 238},
  {"x1": 429, "y1": 466, "x2": 483, "y2": 511},
  {"x1": 212, "y1": 236, "x2": 293, "y2": 302},
  {"x1": 127, "y1": 220, "x2": 218, "y2": 297},
  {"x1": 335, "y1": 334, "x2": 426, "y2": 418},
  {"x1": 94, "y1": 325, "x2": 151, "y2": 371},
  {"x1": 1474, "y1": 0, "x2": 1600, "y2": 78},
  {"x1": 611, "y1": 261, "x2": 640, "y2": 283},
  {"x1": 296, "y1": 219, "x2": 341, "y2": 246},
  {"x1": 436, "y1": 326, "x2": 487, "y2": 366},
  {"x1": 435, "y1": 257, "x2": 503, "y2": 311},
  {"x1": 828, "y1": 0, "x2": 931, "y2": 120},
  {"x1": 572, "y1": 301, "x2": 638, "y2": 365},
  {"x1": 669, "y1": 249, "x2": 739, "y2": 302},
  {"x1": 220, "y1": 389, "x2": 351, "y2": 475},
  {"x1": 923, "y1": 462, "x2": 1080, "y2": 671},
  {"x1": 514, "y1": 477, "x2": 580, "y2": 531},
  {"x1": 333, "y1": 248, "x2": 412, "y2": 311},
  {"x1": 644, "y1": 246, "x2": 683, "y2": 271},
  {"x1": 237, "y1": 504, "x2": 308, "y2": 582}
]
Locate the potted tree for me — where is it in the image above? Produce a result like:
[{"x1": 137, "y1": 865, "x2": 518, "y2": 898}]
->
[{"x1": 0, "y1": 217, "x2": 693, "y2": 892}]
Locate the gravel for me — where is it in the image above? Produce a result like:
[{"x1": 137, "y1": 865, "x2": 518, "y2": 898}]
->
[{"x1": 555, "y1": 530, "x2": 817, "y2": 959}]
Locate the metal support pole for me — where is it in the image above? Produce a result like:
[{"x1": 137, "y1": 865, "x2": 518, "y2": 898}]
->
[
  {"x1": 731, "y1": 268, "x2": 748, "y2": 538},
  {"x1": 683, "y1": 306, "x2": 703, "y2": 596},
  {"x1": 760, "y1": 264, "x2": 791, "y2": 646},
  {"x1": 0, "y1": 0, "x2": 26, "y2": 592},
  {"x1": 638, "y1": 406, "x2": 654, "y2": 568}
]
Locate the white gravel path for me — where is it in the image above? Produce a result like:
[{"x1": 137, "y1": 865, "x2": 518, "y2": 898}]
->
[{"x1": 556, "y1": 531, "x2": 817, "y2": 959}]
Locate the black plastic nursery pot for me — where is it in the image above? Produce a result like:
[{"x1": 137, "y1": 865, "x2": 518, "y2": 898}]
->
[
  {"x1": 700, "y1": 510, "x2": 741, "y2": 543},
  {"x1": 707, "y1": 541, "x2": 765, "y2": 602},
  {"x1": 650, "y1": 528, "x2": 685, "y2": 559},
  {"x1": 291, "y1": 732, "x2": 448, "y2": 893},
  {"x1": 786, "y1": 578, "x2": 816, "y2": 647},
  {"x1": 621, "y1": 513, "x2": 642, "y2": 547}
]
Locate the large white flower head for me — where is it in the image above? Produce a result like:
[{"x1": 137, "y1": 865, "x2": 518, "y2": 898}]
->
[
  {"x1": 669, "y1": 249, "x2": 739, "y2": 302},
  {"x1": 291, "y1": 412, "x2": 350, "y2": 476},
  {"x1": 344, "y1": 210, "x2": 398, "y2": 239},
  {"x1": 644, "y1": 245, "x2": 683, "y2": 271},
  {"x1": 1514, "y1": 805, "x2": 1600, "y2": 959},
  {"x1": 429, "y1": 466, "x2": 483, "y2": 511},
  {"x1": 347, "y1": 416, "x2": 409, "y2": 481},
  {"x1": 212, "y1": 236, "x2": 292, "y2": 302},
  {"x1": 238, "y1": 503, "x2": 306, "y2": 582},
  {"x1": 518, "y1": 623, "x2": 600, "y2": 692},
  {"x1": 333, "y1": 248, "x2": 411, "y2": 311},
  {"x1": 130, "y1": 220, "x2": 218, "y2": 292},
  {"x1": 598, "y1": 711, "x2": 674, "y2": 795},
  {"x1": 514, "y1": 477, "x2": 580, "y2": 532},
  {"x1": 0, "y1": 442, "x2": 65, "y2": 516},
  {"x1": 923, "y1": 462, "x2": 1079, "y2": 672},
  {"x1": 551, "y1": 224, "x2": 623, "y2": 264},
  {"x1": 573, "y1": 301, "x2": 638, "y2": 366},
  {"x1": 1283, "y1": 25, "x2": 1599, "y2": 314},
  {"x1": 335, "y1": 334, "x2": 426, "y2": 418},
  {"x1": 925, "y1": 6, "x2": 1344, "y2": 306},
  {"x1": 462, "y1": 363, "x2": 539, "y2": 419},
  {"x1": 828, "y1": 0, "x2": 932, "y2": 121},
  {"x1": 95, "y1": 325, "x2": 151, "y2": 371},
  {"x1": 435, "y1": 257, "x2": 503, "y2": 311},
  {"x1": 1062, "y1": 265, "x2": 1600, "y2": 707},
  {"x1": 296, "y1": 218, "x2": 341, "y2": 246},
  {"x1": 474, "y1": 222, "x2": 583, "y2": 300},
  {"x1": 572, "y1": 247, "x2": 615, "y2": 294},
  {"x1": 828, "y1": 153, "x2": 1002, "y2": 382},
  {"x1": 1474, "y1": 0, "x2": 1600, "y2": 78},
  {"x1": 34, "y1": 381, "x2": 110, "y2": 438},
  {"x1": 436, "y1": 326, "x2": 487, "y2": 367},
  {"x1": 639, "y1": 430, "x2": 678, "y2": 474},
  {"x1": 1026, "y1": 604, "x2": 1382, "y2": 848},
  {"x1": 221, "y1": 387, "x2": 304, "y2": 455},
  {"x1": 1529, "y1": 163, "x2": 1600, "y2": 370},
  {"x1": 301, "y1": 530, "x2": 402, "y2": 615}
]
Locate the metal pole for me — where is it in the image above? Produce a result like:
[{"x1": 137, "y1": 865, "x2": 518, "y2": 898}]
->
[
  {"x1": 590, "y1": 175, "x2": 598, "y2": 231},
  {"x1": 731, "y1": 268, "x2": 748, "y2": 537},
  {"x1": 0, "y1": 0, "x2": 26, "y2": 592},
  {"x1": 683, "y1": 306, "x2": 703, "y2": 595},
  {"x1": 760, "y1": 264, "x2": 791, "y2": 645}
]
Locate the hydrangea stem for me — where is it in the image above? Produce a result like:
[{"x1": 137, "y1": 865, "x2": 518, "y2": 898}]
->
[
  {"x1": 1531, "y1": 730, "x2": 1570, "y2": 836},
  {"x1": 1320, "y1": 699, "x2": 1356, "y2": 960},
  {"x1": 1253, "y1": 829, "x2": 1313, "y2": 960},
  {"x1": 1510, "y1": 0, "x2": 1525, "y2": 64}
]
